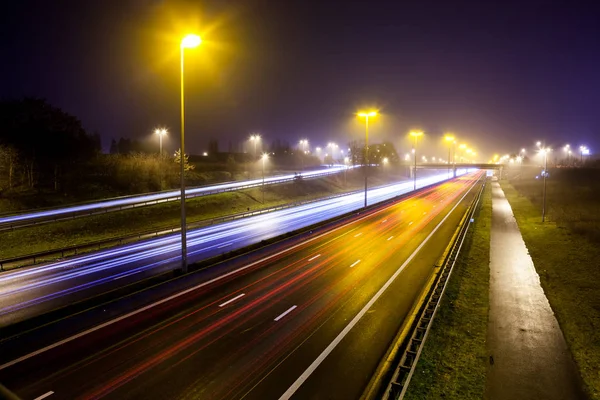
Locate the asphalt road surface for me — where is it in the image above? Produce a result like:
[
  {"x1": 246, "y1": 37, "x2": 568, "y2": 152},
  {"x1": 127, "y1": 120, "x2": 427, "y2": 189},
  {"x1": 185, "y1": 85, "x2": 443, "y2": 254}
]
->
[
  {"x1": 0, "y1": 171, "x2": 469, "y2": 328},
  {"x1": 0, "y1": 172, "x2": 482, "y2": 400}
]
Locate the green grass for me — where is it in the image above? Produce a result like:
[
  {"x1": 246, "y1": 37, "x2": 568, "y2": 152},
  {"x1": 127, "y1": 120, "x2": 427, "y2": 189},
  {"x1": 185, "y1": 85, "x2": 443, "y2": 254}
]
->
[
  {"x1": 501, "y1": 180, "x2": 600, "y2": 399},
  {"x1": 405, "y1": 181, "x2": 491, "y2": 400},
  {"x1": 0, "y1": 171, "x2": 401, "y2": 262}
]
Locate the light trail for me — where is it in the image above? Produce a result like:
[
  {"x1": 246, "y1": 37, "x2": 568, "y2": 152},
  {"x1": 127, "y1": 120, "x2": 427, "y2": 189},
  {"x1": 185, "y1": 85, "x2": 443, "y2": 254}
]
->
[
  {"x1": 0, "y1": 173, "x2": 480, "y2": 400},
  {"x1": 0, "y1": 170, "x2": 474, "y2": 324},
  {"x1": 0, "y1": 166, "x2": 353, "y2": 227}
]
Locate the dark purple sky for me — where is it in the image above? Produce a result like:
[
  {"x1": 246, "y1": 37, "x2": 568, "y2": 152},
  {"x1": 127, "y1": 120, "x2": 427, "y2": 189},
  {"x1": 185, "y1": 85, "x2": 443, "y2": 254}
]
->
[{"x1": 2, "y1": 0, "x2": 599, "y2": 159}]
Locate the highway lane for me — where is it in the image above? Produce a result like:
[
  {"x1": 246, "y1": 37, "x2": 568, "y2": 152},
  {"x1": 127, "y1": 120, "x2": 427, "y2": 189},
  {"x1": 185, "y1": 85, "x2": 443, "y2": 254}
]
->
[
  {"x1": 0, "y1": 173, "x2": 482, "y2": 400},
  {"x1": 0, "y1": 171, "x2": 470, "y2": 328},
  {"x1": 0, "y1": 165, "x2": 352, "y2": 231}
]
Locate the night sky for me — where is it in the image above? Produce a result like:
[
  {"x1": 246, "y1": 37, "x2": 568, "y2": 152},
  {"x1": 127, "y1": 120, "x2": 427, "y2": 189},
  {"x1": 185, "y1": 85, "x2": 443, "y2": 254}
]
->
[{"x1": 2, "y1": 0, "x2": 599, "y2": 159}]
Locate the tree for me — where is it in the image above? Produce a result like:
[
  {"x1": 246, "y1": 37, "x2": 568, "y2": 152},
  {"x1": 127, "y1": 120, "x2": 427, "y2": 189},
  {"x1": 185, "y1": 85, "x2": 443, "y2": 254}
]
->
[
  {"x1": 0, "y1": 145, "x2": 18, "y2": 190},
  {"x1": 174, "y1": 149, "x2": 195, "y2": 172},
  {"x1": 109, "y1": 139, "x2": 118, "y2": 154},
  {"x1": 226, "y1": 154, "x2": 237, "y2": 175},
  {"x1": 0, "y1": 98, "x2": 98, "y2": 191}
]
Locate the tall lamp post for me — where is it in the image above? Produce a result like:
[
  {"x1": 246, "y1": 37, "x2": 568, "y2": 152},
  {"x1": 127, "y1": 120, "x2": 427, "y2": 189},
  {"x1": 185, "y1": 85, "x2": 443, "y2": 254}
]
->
[
  {"x1": 444, "y1": 134, "x2": 454, "y2": 179},
  {"x1": 563, "y1": 144, "x2": 570, "y2": 166},
  {"x1": 155, "y1": 128, "x2": 167, "y2": 156},
  {"x1": 261, "y1": 153, "x2": 268, "y2": 203},
  {"x1": 541, "y1": 147, "x2": 550, "y2": 222},
  {"x1": 299, "y1": 139, "x2": 308, "y2": 172},
  {"x1": 579, "y1": 145, "x2": 589, "y2": 164},
  {"x1": 344, "y1": 156, "x2": 349, "y2": 187},
  {"x1": 179, "y1": 33, "x2": 201, "y2": 273},
  {"x1": 250, "y1": 134, "x2": 261, "y2": 160},
  {"x1": 357, "y1": 111, "x2": 378, "y2": 208},
  {"x1": 410, "y1": 130, "x2": 423, "y2": 190}
]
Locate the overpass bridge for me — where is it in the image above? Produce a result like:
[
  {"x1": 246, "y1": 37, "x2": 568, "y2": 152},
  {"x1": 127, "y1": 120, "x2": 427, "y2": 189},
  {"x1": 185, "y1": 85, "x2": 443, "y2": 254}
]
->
[
  {"x1": 415, "y1": 162, "x2": 503, "y2": 170},
  {"x1": 409, "y1": 162, "x2": 504, "y2": 178}
]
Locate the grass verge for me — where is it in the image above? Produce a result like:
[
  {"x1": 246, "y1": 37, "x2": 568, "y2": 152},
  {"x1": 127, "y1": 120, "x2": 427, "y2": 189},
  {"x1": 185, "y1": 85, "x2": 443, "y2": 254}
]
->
[
  {"x1": 501, "y1": 180, "x2": 599, "y2": 399},
  {"x1": 405, "y1": 180, "x2": 491, "y2": 400}
]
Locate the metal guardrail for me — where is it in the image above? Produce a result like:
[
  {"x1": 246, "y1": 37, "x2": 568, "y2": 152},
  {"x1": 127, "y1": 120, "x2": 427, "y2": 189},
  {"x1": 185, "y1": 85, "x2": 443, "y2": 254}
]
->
[
  {"x1": 384, "y1": 177, "x2": 486, "y2": 399},
  {"x1": 0, "y1": 185, "x2": 365, "y2": 271},
  {"x1": 0, "y1": 169, "x2": 347, "y2": 232}
]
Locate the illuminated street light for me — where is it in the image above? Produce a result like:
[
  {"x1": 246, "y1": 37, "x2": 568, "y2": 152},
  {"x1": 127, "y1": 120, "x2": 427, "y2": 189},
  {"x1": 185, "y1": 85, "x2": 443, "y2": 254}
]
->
[
  {"x1": 344, "y1": 156, "x2": 349, "y2": 186},
  {"x1": 178, "y1": 33, "x2": 201, "y2": 273},
  {"x1": 457, "y1": 143, "x2": 467, "y2": 163},
  {"x1": 539, "y1": 147, "x2": 551, "y2": 222},
  {"x1": 580, "y1": 145, "x2": 590, "y2": 164},
  {"x1": 383, "y1": 157, "x2": 389, "y2": 165},
  {"x1": 299, "y1": 139, "x2": 308, "y2": 171},
  {"x1": 261, "y1": 153, "x2": 268, "y2": 203},
  {"x1": 154, "y1": 128, "x2": 167, "y2": 155},
  {"x1": 250, "y1": 134, "x2": 261, "y2": 159},
  {"x1": 444, "y1": 134, "x2": 455, "y2": 178},
  {"x1": 563, "y1": 144, "x2": 571, "y2": 166},
  {"x1": 410, "y1": 130, "x2": 424, "y2": 190},
  {"x1": 327, "y1": 142, "x2": 338, "y2": 161},
  {"x1": 357, "y1": 111, "x2": 378, "y2": 207}
]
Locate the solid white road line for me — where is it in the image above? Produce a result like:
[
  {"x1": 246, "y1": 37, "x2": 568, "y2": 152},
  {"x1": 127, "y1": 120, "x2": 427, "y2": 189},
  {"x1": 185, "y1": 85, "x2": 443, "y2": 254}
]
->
[
  {"x1": 354, "y1": 233, "x2": 363, "y2": 238},
  {"x1": 381, "y1": 219, "x2": 387, "y2": 223},
  {"x1": 34, "y1": 392, "x2": 54, "y2": 400},
  {"x1": 274, "y1": 305, "x2": 297, "y2": 322},
  {"x1": 308, "y1": 254, "x2": 321, "y2": 262},
  {"x1": 349, "y1": 260, "x2": 361, "y2": 268},
  {"x1": 217, "y1": 242, "x2": 232, "y2": 249},
  {"x1": 408, "y1": 221, "x2": 414, "y2": 226},
  {"x1": 218, "y1": 293, "x2": 245, "y2": 307},
  {"x1": 387, "y1": 236, "x2": 394, "y2": 241},
  {"x1": 0, "y1": 179, "x2": 453, "y2": 372},
  {"x1": 278, "y1": 178, "x2": 477, "y2": 400}
]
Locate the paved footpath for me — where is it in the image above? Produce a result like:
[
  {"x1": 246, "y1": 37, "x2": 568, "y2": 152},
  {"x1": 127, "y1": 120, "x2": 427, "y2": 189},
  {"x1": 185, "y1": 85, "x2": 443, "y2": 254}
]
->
[{"x1": 485, "y1": 182, "x2": 585, "y2": 400}]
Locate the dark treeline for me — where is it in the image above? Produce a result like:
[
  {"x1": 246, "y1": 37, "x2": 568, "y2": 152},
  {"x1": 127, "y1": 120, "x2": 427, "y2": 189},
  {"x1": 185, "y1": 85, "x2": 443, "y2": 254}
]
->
[
  {"x1": 0, "y1": 98, "x2": 184, "y2": 202},
  {"x1": 0, "y1": 98, "x2": 100, "y2": 192}
]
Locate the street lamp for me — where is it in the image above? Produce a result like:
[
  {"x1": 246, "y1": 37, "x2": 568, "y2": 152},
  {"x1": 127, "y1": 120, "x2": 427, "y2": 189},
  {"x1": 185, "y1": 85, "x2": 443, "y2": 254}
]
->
[
  {"x1": 155, "y1": 128, "x2": 167, "y2": 155},
  {"x1": 261, "y1": 153, "x2": 268, "y2": 203},
  {"x1": 540, "y1": 147, "x2": 551, "y2": 222},
  {"x1": 563, "y1": 144, "x2": 570, "y2": 166},
  {"x1": 250, "y1": 134, "x2": 261, "y2": 159},
  {"x1": 444, "y1": 134, "x2": 455, "y2": 178},
  {"x1": 579, "y1": 145, "x2": 589, "y2": 164},
  {"x1": 410, "y1": 130, "x2": 424, "y2": 190},
  {"x1": 344, "y1": 156, "x2": 349, "y2": 186},
  {"x1": 178, "y1": 33, "x2": 201, "y2": 273},
  {"x1": 299, "y1": 139, "x2": 308, "y2": 171},
  {"x1": 357, "y1": 111, "x2": 378, "y2": 208}
]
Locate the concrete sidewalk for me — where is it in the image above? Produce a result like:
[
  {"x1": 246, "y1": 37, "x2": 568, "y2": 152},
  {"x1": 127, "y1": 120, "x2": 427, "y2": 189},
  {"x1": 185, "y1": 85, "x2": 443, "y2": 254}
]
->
[{"x1": 485, "y1": 182, "x2": 585, "y2": 399}]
